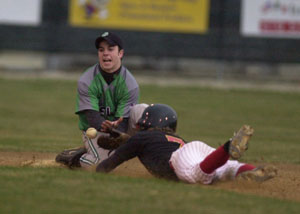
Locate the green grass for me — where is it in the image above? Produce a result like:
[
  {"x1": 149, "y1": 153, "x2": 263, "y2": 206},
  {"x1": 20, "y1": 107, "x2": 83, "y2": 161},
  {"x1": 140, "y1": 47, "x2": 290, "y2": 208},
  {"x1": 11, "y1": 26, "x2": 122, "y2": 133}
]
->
[
  {"x1": 0, "y1": 78, "x2": 300, "y2": 213},
  {"x1": 0, "y1": 78, "x2": 81, "y2": 152},
  {"x1": 0, "y1": 167, "x2": 299, "y2": 214}
]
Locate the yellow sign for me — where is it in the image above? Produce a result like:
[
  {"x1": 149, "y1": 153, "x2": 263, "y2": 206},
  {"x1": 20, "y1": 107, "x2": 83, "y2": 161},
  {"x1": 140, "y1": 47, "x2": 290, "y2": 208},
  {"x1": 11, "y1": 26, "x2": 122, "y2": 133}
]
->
[{"x1": 69, "y1": 0, "x2": 210, "y2": 34}]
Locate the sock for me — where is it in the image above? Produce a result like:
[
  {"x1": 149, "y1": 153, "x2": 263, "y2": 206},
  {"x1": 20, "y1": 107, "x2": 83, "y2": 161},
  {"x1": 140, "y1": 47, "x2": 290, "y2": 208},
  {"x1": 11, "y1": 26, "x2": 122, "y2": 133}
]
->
[
  {"x1": 200, "y1": 145, "x2": 230, "y2": 174},
  {"x1": 235, "y1": 164, "x2": 256, "y2": 177},
  {"x1": 223, "y1": 140, "x2": 231, "y2": 153}
]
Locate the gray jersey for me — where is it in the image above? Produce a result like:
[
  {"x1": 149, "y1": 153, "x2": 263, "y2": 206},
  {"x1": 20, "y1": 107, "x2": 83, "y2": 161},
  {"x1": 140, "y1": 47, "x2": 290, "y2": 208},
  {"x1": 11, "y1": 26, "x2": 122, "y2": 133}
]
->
[{"x1": 75, "y1": 64, "x2": 139, "y2": 131}]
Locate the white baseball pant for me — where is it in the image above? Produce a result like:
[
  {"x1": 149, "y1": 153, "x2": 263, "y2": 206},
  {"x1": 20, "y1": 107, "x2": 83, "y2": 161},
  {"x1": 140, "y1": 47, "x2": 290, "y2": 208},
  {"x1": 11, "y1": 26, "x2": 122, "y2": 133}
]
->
[{"x1": 170, "y1": 141, "x2": 244, "y2": 184}]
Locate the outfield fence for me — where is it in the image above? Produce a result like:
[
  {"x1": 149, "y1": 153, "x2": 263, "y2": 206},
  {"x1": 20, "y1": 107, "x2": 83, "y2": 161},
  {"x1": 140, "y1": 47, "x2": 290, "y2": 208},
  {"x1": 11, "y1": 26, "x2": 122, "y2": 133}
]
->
[{"x1": 0, "y1": 0, "x2": 300, "y2": 82}]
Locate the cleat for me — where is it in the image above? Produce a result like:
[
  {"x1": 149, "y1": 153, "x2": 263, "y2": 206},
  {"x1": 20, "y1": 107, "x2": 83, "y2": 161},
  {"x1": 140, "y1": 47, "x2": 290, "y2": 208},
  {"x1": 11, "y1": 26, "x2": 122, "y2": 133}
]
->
[
  {"x1": 237, "y1": 165, "x2": 278, "y2": 182},
  {"x1": 229, "y1": 125, "x2": 254, "y2": 160}
]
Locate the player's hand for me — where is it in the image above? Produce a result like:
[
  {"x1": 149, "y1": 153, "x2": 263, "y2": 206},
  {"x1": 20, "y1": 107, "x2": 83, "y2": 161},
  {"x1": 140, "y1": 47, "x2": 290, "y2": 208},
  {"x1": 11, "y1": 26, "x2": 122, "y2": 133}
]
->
[{"x1": 101, "y1": 117, "x2": 123, "y2": 132}]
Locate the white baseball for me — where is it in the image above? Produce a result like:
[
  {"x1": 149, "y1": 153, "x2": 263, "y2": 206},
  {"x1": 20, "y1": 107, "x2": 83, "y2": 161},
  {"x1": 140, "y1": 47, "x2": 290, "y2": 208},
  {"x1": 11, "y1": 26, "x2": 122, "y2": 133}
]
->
[{"x1": 86, "y1": 127, "x2": 97, "y2": 139}]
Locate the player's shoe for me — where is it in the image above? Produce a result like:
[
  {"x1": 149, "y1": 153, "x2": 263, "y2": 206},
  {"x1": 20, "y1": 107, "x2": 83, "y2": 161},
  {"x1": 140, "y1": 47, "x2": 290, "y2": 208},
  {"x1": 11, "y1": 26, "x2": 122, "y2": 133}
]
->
[
  {"x1": 229, "y1": 125, "x2": 254, "y2": 160},
  {"x1": 237, "y1": 165, "x2": 278, "y2": 182}
]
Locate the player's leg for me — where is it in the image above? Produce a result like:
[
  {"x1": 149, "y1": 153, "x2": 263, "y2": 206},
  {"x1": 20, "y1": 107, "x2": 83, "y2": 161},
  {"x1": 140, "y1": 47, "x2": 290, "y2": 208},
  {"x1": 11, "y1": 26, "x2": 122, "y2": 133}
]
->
[
  {"x1": 79, "y1": 131, "x2": 113, "y2": 169},
  {"x1": 235, "y1": 163, "x2": 256, "y2": 175},
  {"x1": 170, "y1": 140, "x2": 217, "y2": 184},
  {"x1": 200, "y1": 125, "x2": 254, "y2": 182},
  {"x1": 170, "y1": 125, "x2": 254, "y2": 184},
  {"x1": 228, "y1": 125, "x2": 277, "y2": 182},
  {"x1": 170, "y1": 140, "x2": 245, "y2": 184},
  {"x1": 200, "y1": 125, "x2": 254, "y2": 173},
  {"x1": 215, "y1": 161, "x2": 277, "y2": 182},
  {"x1": 229, "y1": 125, "x2": 254, "y2": 159},
  {"x1": 215, "y1": 160, "x2": 247, "y2": 181},
  {"x1": 235, "y1": 165, "x2": 278, "y2": 182},
  {"x1": 199, "y1": 141, "x2": 230, "y2": 174},
  {"x1": 194, "y1": 125, "x2": 253, "y2": 183},
  {"x1": 215, "y1": 160, "x2": 277, "y2": 182}
]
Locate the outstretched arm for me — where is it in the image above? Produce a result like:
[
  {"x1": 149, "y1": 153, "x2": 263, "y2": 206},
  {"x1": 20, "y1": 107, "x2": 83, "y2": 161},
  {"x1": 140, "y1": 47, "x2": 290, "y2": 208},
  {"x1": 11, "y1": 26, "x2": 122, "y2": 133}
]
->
[
  {"x1": 96, "y1": 153, "x2": 124, "y2": 173},
  {"x1": 96, "y1": 137, "x2": 139, "y2": 173}
]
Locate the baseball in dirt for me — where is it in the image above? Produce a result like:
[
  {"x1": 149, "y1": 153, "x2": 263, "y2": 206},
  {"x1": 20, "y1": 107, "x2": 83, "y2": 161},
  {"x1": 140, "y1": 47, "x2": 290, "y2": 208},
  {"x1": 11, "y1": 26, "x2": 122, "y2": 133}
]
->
[{"x1": 86, "y1": 127, "x2": 98, "y2": 139}]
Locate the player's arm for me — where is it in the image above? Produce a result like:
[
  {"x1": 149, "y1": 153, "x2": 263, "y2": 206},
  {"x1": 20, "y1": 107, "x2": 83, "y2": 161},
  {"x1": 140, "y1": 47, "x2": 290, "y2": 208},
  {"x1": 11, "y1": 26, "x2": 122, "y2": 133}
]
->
[
  {"x1": 76, "y1": 78, "x2": 106, "y2": 131},
  {"x1": 95, "y1": 153, "x2": 123, "y2": 173},
  {"x1": 85, "y1": 110, "x2": 105, "y2": 131},
  {"x1": 96, "y1": 137, "x2": 139, "y2": 173},
  {"x1": 117, "y1": 118, "x2": 129, "y2": 132},
  {"x1": 100, "y1": 117, "x2": 129, "y2": 133}
]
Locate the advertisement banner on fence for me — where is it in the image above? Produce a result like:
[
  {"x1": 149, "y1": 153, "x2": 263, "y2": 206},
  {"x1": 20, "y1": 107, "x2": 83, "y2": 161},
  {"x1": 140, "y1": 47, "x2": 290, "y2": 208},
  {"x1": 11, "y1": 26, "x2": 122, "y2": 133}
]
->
[
  {"x1": 69, "y1": 0, "x2": 209, "y2": 34},
  {"x1": 241, "y1": 0, "x2": 300, "y2": 38},
  {"x1": 0, "y1": 0, "x2": 41, "y2": 26}
]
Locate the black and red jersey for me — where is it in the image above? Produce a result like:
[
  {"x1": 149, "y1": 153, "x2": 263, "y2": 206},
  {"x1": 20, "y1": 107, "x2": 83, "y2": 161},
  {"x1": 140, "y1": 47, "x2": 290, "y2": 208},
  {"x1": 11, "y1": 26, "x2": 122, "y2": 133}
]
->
[{"x1": 97, "y1": 130, "x2": 186, "y2": 180}]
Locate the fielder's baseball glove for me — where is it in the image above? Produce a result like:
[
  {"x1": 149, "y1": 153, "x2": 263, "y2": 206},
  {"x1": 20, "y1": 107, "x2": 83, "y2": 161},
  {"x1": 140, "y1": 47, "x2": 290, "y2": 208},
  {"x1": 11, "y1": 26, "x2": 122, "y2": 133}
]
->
[
  {"x1": 55, "y1": 147, "x2": 87, "y2": 168},
  {"x1": 97, "y1": 128, "x2": 130, "y2": 150}
]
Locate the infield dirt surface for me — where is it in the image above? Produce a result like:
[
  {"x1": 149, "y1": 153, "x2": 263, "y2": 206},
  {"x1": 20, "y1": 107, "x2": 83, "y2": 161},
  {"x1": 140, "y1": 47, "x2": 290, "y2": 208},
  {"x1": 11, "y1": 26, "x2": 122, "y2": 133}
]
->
[{"x1": 1, "y1": 151, "x2": 299, "y2": 202}]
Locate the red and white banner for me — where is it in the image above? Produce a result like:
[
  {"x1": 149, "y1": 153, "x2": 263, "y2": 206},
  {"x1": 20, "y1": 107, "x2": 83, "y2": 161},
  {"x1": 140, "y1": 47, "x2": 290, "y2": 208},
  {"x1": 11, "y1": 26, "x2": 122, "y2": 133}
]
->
[{"x1": 241, "y1": 0, "x2": 300, "y2": 38}]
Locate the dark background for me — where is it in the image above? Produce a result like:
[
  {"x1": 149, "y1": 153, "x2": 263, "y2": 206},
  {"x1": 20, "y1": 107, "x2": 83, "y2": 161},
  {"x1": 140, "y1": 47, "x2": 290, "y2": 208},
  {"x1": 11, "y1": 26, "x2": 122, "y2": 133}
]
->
[{"x1": 0, "y1": 0, "x2": 299, "y2": 64}]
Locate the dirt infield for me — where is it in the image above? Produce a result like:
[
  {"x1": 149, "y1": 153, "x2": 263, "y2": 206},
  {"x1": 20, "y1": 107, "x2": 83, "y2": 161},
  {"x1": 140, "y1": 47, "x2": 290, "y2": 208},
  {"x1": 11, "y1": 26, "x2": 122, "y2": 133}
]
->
[{"x1": 1, "y1": 151, "x2": 299, "y2": 202}]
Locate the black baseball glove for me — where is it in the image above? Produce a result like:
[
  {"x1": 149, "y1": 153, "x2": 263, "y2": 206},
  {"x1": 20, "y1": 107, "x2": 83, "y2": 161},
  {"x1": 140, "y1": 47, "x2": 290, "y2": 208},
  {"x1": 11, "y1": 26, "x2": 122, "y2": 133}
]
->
[
  {"x1": 97, "y1": 128, "x2": 130, "y2": 150},
  {"x1": 55, "y1": 147, "x2": 87, "y2": 168}
]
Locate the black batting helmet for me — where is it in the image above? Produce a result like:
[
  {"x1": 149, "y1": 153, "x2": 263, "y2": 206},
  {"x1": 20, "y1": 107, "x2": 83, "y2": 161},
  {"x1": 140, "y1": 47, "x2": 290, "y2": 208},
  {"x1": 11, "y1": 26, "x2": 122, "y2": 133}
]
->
[{"x1": 138, "y1": 104, "x2": 177, "y2": 132}]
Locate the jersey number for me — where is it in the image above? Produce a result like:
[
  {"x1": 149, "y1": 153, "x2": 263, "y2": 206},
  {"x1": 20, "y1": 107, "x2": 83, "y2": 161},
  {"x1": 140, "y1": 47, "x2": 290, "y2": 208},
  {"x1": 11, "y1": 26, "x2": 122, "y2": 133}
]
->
[{"x1": 100, "y1": 106, "x2": 111, "y2": 117}]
